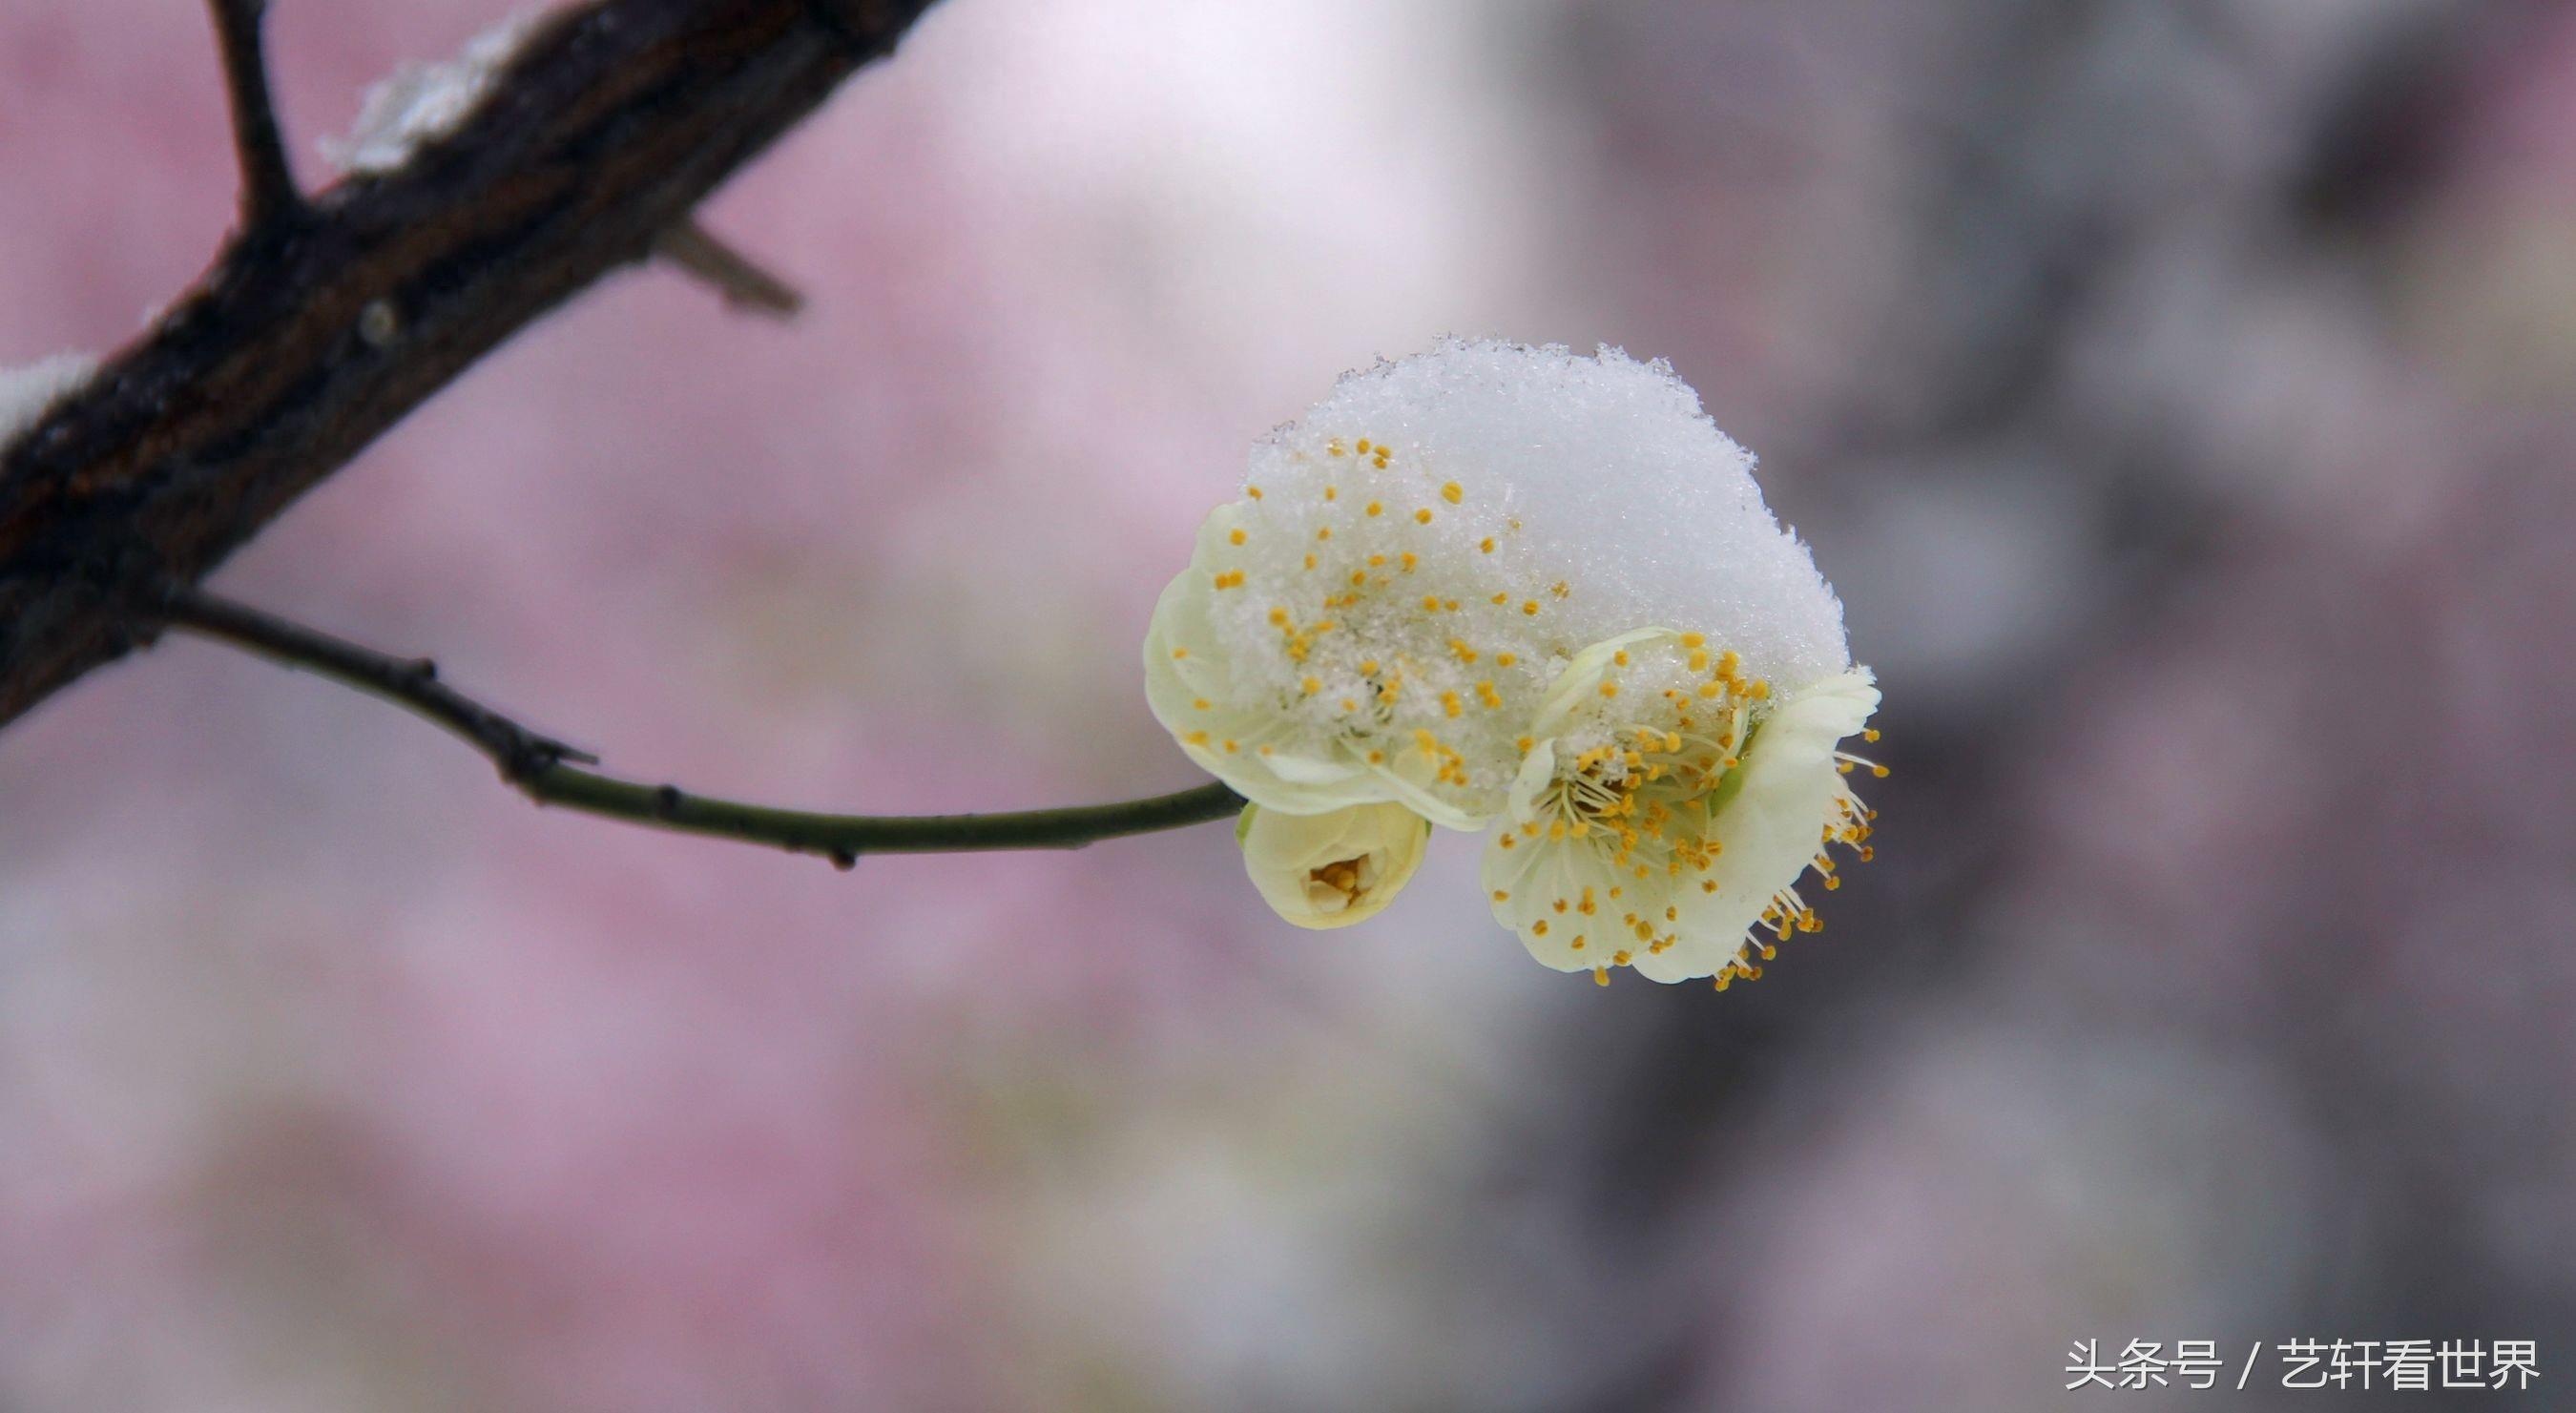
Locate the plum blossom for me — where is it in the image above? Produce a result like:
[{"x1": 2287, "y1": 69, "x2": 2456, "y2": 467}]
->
[{"x1": 1146, "y1": 338, "x2": 1881, "y2": 985}]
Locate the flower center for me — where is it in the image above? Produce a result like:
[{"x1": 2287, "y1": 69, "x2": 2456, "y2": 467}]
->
[{"x1": 1306, "y1": 854, "x2": 1378, "y2": 910}]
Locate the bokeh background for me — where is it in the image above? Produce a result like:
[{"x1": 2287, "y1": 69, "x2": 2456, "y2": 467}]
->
[{"x1": 5, "y1": 1, "x2": 2574, "y2": 1408}]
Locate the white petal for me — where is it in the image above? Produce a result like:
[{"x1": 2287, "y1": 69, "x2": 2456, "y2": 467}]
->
[
  {"x1": 1480, "y1": 826, "x2": 1672, "y2": 974},
  {"x1": 1672, "y1": 668, "x2": 1880, "y2": 970}
]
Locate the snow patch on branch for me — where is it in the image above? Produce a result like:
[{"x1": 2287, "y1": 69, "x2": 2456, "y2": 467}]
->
[
  {"x1": 0, "y1": 352, "x2": 98, "y2": 454},
  {"x1": 322, "y1": 11, "x2": 545, "y2": 177}
]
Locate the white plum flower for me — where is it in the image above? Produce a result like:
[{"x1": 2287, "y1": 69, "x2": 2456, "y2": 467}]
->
[
  {"x1": 1237, "y1": 801, "x2": 1430, "y2": 929},
  {"x1": 1482, "y1": 629, "x2": 1880, "y2": 987},
  {"x1": 1146, "y1": 337, "x2": 1880, "y2": 984}
]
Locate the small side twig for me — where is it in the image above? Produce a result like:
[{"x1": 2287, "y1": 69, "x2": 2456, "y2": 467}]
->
[
  {"x1": 206, "y1": 0, "x2": 305, "y2": 231},
  {"x1": 655, "y1": 218, "x2": 806, "y2": 318},
  {"x1": 158, "y1": 586, "x2": 1243, "y2": 867}
]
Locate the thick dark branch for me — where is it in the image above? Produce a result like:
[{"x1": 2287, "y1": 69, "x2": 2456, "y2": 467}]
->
[
  {"x1": 0, "y1": 0, "x2": 938, "y2": 731},
  {"x1": 207, "y1": 0, "x2": 305, "y2": 230},
  {"x1": 162, "y1": 586, "x2": 1244, "y2": 865}
]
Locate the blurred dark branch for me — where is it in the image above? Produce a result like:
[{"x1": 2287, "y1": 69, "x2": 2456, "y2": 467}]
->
[
  {"x1": 0, "y1": 0, "x2": 939, "y2": 732},
  {"x1": 162, "y1": 586, "x2": 1246, "y2": 865},
  {"x1": 207, "y1": 0, "x2": 305, "y2": 231}
]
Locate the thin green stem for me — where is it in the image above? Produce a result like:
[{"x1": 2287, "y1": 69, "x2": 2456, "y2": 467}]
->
[{"x1": 159, "y1": 586, "x2": 1241, "y2": 868}]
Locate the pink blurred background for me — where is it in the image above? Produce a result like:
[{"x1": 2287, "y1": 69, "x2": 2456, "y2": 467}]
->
[{"x1": 5, "y1": 1, "x2": 2575, "y2": 1408}]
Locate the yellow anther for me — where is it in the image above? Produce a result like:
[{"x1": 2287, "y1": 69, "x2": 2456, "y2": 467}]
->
[
  {"x1": 1302, "y1": 553, "x2": 1317, "y2": 570},
  {"x1": 1301, "y1": 676, "x2": 1320, "y2": 695},
  {"x1": 1441, "y1": 482, "x2": 1464, "y2": 504},
  {"x1": 1324, "y1": 485, "x2": 1339, "y2": 501},
  {"x1": 1355, "y1": 439, "x2": 1372, "y2": 453},
  {"x1": 1366, "y1": 502, "x2": 1383, "y2": 517},
  {"x1": 1268, "y1": 608, "x2": 1290, "y2": 626},
  {"x1": 1532, "y1": 920, "x2": 1548, "y2": 937},
  {"x1": 1863, "y1": 728, "x2": 1881, "y2": 742},
  {"x1": 1317, "y1": 527, "x2": 1333, "y2": 541},
  {"x1": 1495, "y1": 653, "x2": 1516, "y2": 668},
  {"x1": 1749, "y1": 679, "x2": 1770, "y2": 699},
  {"x1": 1592, "y1": 966, "x2": 1610, "y2": 987},
  {"x1": 1550, "y1": 581, "x2": 1569, "y2": 598},
  {"x1": 1422, "y1": 595, "x2": 1442, "y2": 612},
  {"x1": 1599, "y1": 681, "x2": 1619, "y2": 698},
  {"x1": 1183, "y1": 731, "x2": 1209, "y2": 745},
  {"x1": 1366, "y1": 749, "x2": 1385, "y2": 764},
  {"x1": 1222, "y1": 739, "x2": 1238, "y2": 753},
  {"x1": 1171, "y1": 648, "x2": 1189, "y2": 660},
  {"x1": 1414, "y1": 508, "x2": 1434, "y2": 525},
  {"x1": 1441, "y1": 691, "x2": 1463, "y2": 718},
  {"x1": 1191, "y1": 697, "x2": 1209, "y2": 710},
  {"x1": 1359, "y1": 658, "x2": 1379, "y2": 675},
  {"x1": 1228, "y1": 528, "x2": 1246, "y2": 545},
  {"x1": 1212, "y1": 571, "x2": 1244, "y2": 590},
  {"x1": 1515, "y1": 735, "x2": 1535, "y2": 752},
  {"x1": 1246, "y1": 485, "x2": 1263, "y2": 499},
  {"x1": 1480, "y1": 537, "x2": 1495, "y2": 553},
  {"x1": 1613, "y1": 651, "x2": 1630, "y2": 667},
  {"x1": 1522, "y1": 600, "x2": 1540, "y2": 615},
  {"x1": 1401, "y1": 552, "x2": 1418, "y2": 571},
  {"x1": 1680, "y1": 632, "x2": 1705, "y2": 648},
  {"x1": 1450, "y1": 638, "x2": 1477, "y2": 662}
]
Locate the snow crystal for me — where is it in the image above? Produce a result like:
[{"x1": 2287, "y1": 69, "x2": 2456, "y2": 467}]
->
[
  {"x1": 322, "y1": 11, "x2": 544, "y2": 176},
  {"x1": 0, "y1": 351, "x2": 97, "y2": 454}
]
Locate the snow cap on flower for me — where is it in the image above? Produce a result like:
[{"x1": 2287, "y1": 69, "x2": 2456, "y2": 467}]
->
[
  {"x1": 1237, "y1": 801, "x2": 1431, "y2": 929},
  {"x1": 1146, "y1": 337, "x2": 1851, "y2": 830}
]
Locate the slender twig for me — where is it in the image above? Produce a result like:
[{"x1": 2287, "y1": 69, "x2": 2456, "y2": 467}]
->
[
  {"x1": 655, "y1": 218, "x2": 806, "y2": 318},
  {"x1": 159, "y1": 586, "x2": 1243, "y2": 867},
  {"x1": 206, "y1": 0, "x2": 305, "y2": 231}
]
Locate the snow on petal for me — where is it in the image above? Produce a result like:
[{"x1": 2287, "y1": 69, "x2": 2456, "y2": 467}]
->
[{"x1": 1145, "y1": 338, "x2": 1880, "y2": 982}]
